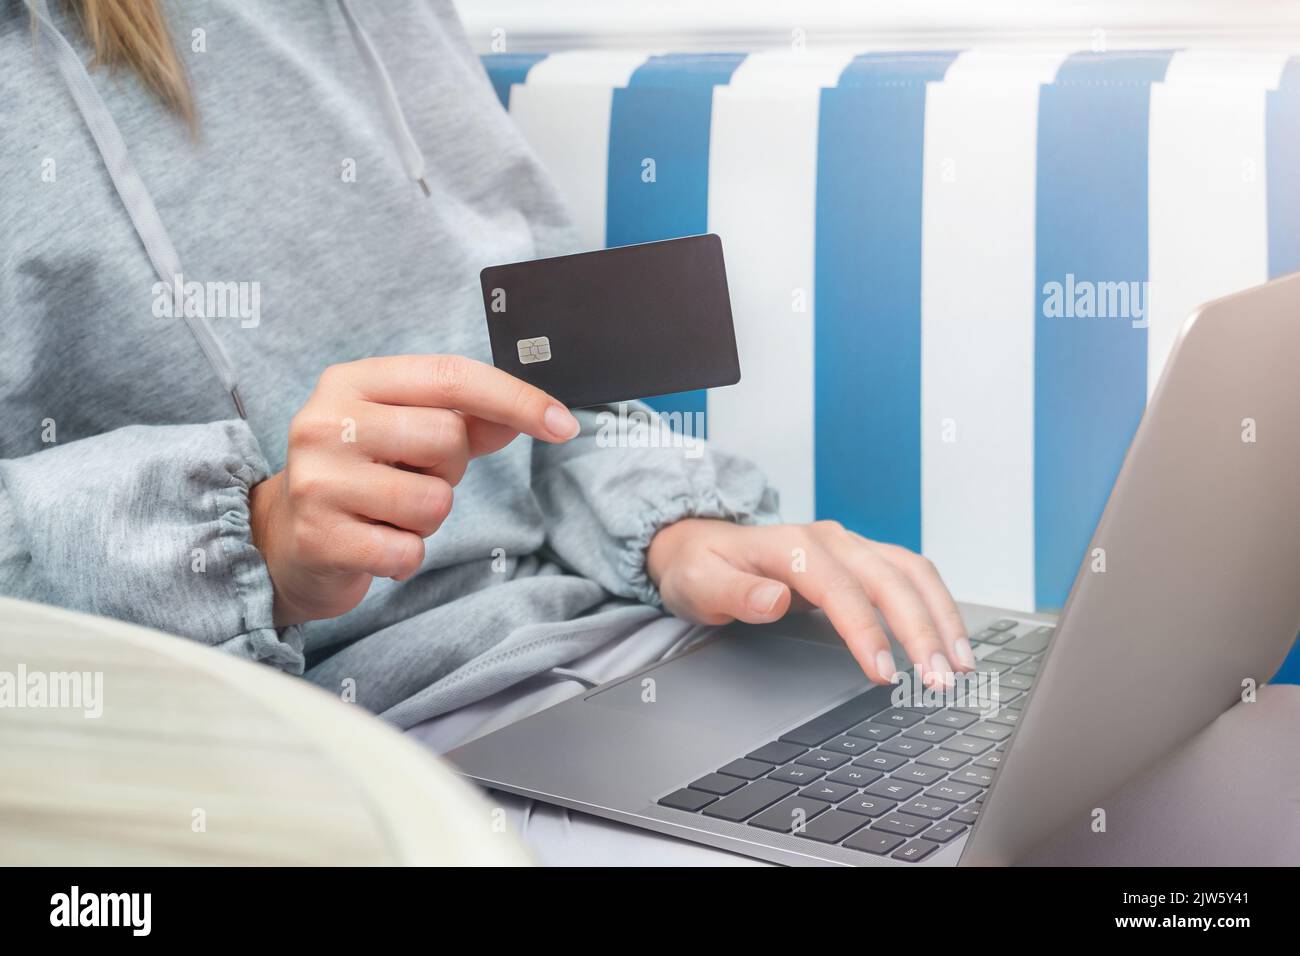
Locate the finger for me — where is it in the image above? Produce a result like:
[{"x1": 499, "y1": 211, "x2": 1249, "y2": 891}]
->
[
  {"x1": 328, "y1": 356, "x2": 580, "y2": 443},
  {"x1": 311, "y1": 518, "x2": 426, "y2": 579},
  {"x1": 823, "y1": 530, "x2": 953, "y2": 688},
  {"x1": 331, "y1": 464, "x2": 454, "y2": 538},
  {"x1": 462, "y1": 415, "x2": 523, "y2": 458},
  {"x1": 868, "y1": 539, "x2": 973, "y2": 671},
  {"x1": 354, "y1": 404, "x2": 471, "y2": 481},
  {"x1": 659, "y1": 550, "x2": 792, "y2": 626},
  {"x1": 741, "y1": 529, "x2": 899, "y2": 685}
]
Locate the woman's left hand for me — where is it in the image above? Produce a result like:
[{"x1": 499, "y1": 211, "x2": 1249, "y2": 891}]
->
[{"x1": 646, "y1": 519, "x2": 974, "y2": 688}]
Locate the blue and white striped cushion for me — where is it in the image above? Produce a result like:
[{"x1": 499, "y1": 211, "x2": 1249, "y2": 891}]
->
[{"x1": 483, "y1": 49, "x2": 1300, "y2": 681}]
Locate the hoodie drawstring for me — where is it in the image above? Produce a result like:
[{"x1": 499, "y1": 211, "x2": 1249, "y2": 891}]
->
[
  {"x1": 24, "y1": 0, "x2": 246, "y2": 418},
  {"x1": 24, "y1": 0, "x2": 432, "y2": 420},
  {"x1": 337, "y1": 0, "x2": 431, "y2": 196}
]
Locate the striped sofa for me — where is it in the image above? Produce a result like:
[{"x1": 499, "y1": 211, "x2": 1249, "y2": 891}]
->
[{"x1": 482, "y1": 49, "x2": 1300, "y2": 680}]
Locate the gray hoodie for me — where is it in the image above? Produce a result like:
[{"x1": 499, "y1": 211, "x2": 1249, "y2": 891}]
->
[{"x1": 0, "y1": 0, "x2": 776, "y2": 726}]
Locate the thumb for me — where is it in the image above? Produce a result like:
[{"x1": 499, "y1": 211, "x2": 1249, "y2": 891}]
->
[{"x1": 662, "y1": 550, "x2": 792, "y2": 626}]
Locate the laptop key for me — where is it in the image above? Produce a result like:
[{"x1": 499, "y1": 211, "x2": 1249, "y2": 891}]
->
[
  {"x1": 974, "y1": 751, "x2": 1004, "y2": 769},
  {"x1": 873, "y1": 812, "x2": 932, "y2": 838},
  {"x1": 988, "y1": 619, "x2": 1018, "y2": 632},
  {"x1": 926, "y1": 781, "x2": 980, "y2": 803},
  {"x1": 900, "y1": 797, "x2": 958, "y2": 819},
  {"x1": 967, "y1": 722, "x2": 1013, "y2": 742},
  {"x1": 747, "y1": 741, "x2": 807, "y2": 765},
  {"x1": 796, "y1": 809, "x2": 869, "y2": 844},
  {"x1": 778, "y1": 688, "x2": 891, "y2": 748},
  {"x1": 879, "y1": 737, "x2": 931, "y2": 757},
  {"x1": 905, "y1": 723, "x2": 956, "y2": 742},
  {"x1": 840, "y1": 795, "x2": 895, "y2": 818},
  {"x1": 987, "y1": 686, "x2": 1021, "y2": 706},
  {"x1": 717, "y1": 757, "x2": 773, "y2": 780},
  {"x1": 865, "y1": 778, "x2": 922, "y2": 801},
  {"x1": 768, "y1": 764, "x2": 823, "y2": 785},
  {"x1": 749, "y1": 794, "x2": 831, "y2": 833},
  {"x1": 927, "y1": 710, "x2": 979, "y2": 730},
  {"x1": 924, "y1": 821, "x2": 968, "y2": 843},
  {"x1": 800, "y1": 781, "x2": 857, "y2": 803},
  {"x1": 703, "y1": 779, "x2": 797, "y2": 821},
  {"x1": 940, "y1": 734, "x2": 994, "y2": 755},
  {"x1": 869, "y1": 708, "x2": 926, "y2": 729},
  {"x1": 658, "y1": 788, "x2": 717, "y2": 813},
  {"x1": 903, "y1": 701, "x2": 946, "y2": 714},
  {"x1": 853, "y1": 751, "x2": 908, "y2": 772},
  {"x1": 893, "y1": 764, "x2": 947, "y2": 785},
  {"x1": 845, "y1": 722, "x2": 900, "y2": 742},
  {"x1": 893, "y1": 838, "x2": 941, "y2": 862},
  {"x1": 987, "y1": 649, "x2": 1030, "y2": 666},
  {"x1": 689, "y1": 772, "x2": 747, "y2": 795},
  {"x1": 796, "y1": 749, "x2": 850, "y2": 770},
  {"x1": 1000, "y1": 673, "x2": 1033, "y2": 691},
  {"x1": 823, "y1": 734, "x2": 874, "y2": 756},
  {"x1": 951, "y1": 767, "x2": 995, "y2": 788},
  {"x1": 1014, "y1": 660, "x2": 1040, "y2": 677},
  {"x1": 828, "y1": 765, "x2": 882, "y2": 787},
  {"x1": 1005, "y1": 627, "x2": 1053, "y2": 655},
  {"x1": 844, "y1": 829, "x2": 905, "y2": 855},
  {"x1": 917, "y1": 749, "x2": 970, "y2": 770},
  {"x1": 989, "y1": 710, "x2": 1021, "y2": 728},
  {"x1": 950, "y1": 806, "x2": 981, "y2": 825}
]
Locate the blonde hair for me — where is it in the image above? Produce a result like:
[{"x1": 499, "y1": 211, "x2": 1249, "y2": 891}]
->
[{"x1": 60, "y1": 0, "x2": 195, "y2": 129}]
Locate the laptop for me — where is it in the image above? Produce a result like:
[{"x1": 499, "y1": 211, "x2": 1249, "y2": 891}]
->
[{"x1": 448, "y1": 274, "x2": 1300, "y2": 866}]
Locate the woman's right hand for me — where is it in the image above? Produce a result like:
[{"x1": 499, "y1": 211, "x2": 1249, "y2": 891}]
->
[{"x1": 248, "y1": 355, "x2": 580, "y2": 626}]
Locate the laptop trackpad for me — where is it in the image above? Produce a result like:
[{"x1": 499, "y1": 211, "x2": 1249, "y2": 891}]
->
[{"x1": 584, "y1": 628, "x2": 871, "y2": 734}]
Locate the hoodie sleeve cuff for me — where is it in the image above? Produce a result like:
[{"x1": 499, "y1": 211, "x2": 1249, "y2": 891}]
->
[
  {"x1": 207, "y1": 433, "x2": 305, "y2": 672},
  {"x1": 620, "y1": 480, "x2": 781, "y2": 609},
  {"x1": 0, "y1": 419, "x2": 303, "y2": 673}
]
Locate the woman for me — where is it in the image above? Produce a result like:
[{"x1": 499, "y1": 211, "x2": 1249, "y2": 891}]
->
[{"x1": 1, "y1": 0, "x2": 971, "y2": 860}]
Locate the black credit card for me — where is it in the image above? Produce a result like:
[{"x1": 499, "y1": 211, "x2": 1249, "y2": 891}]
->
[{"x1": 479, "y1": 234, "x2": 741, "y2": 408}]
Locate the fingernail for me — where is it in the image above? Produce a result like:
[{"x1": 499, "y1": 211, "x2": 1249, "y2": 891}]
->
[
  {"x1": 929, "y1": 652, "x2": 955, "y2": 688},
  {"x1": 954, "y1": 638, "x2": 975, "y2": 669},
  {"x1": 748, "y1": 582, "x2": 784, "y2": 615},
  {"x1": 875, "y1": 650, "x2": 899, "y2": 683},
  {"x1": 544, "y1": 404, "x2": 581, "y2": 440}
]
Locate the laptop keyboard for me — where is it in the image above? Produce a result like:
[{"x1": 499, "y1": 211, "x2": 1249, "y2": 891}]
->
[{"x1": 656, "y1": 619, "x2": 1054, "y2": 863}]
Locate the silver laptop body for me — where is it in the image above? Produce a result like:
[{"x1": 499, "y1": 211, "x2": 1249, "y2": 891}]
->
[{"x1": 449, "y1": 274, "x2": 1300, "y2": 866}]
